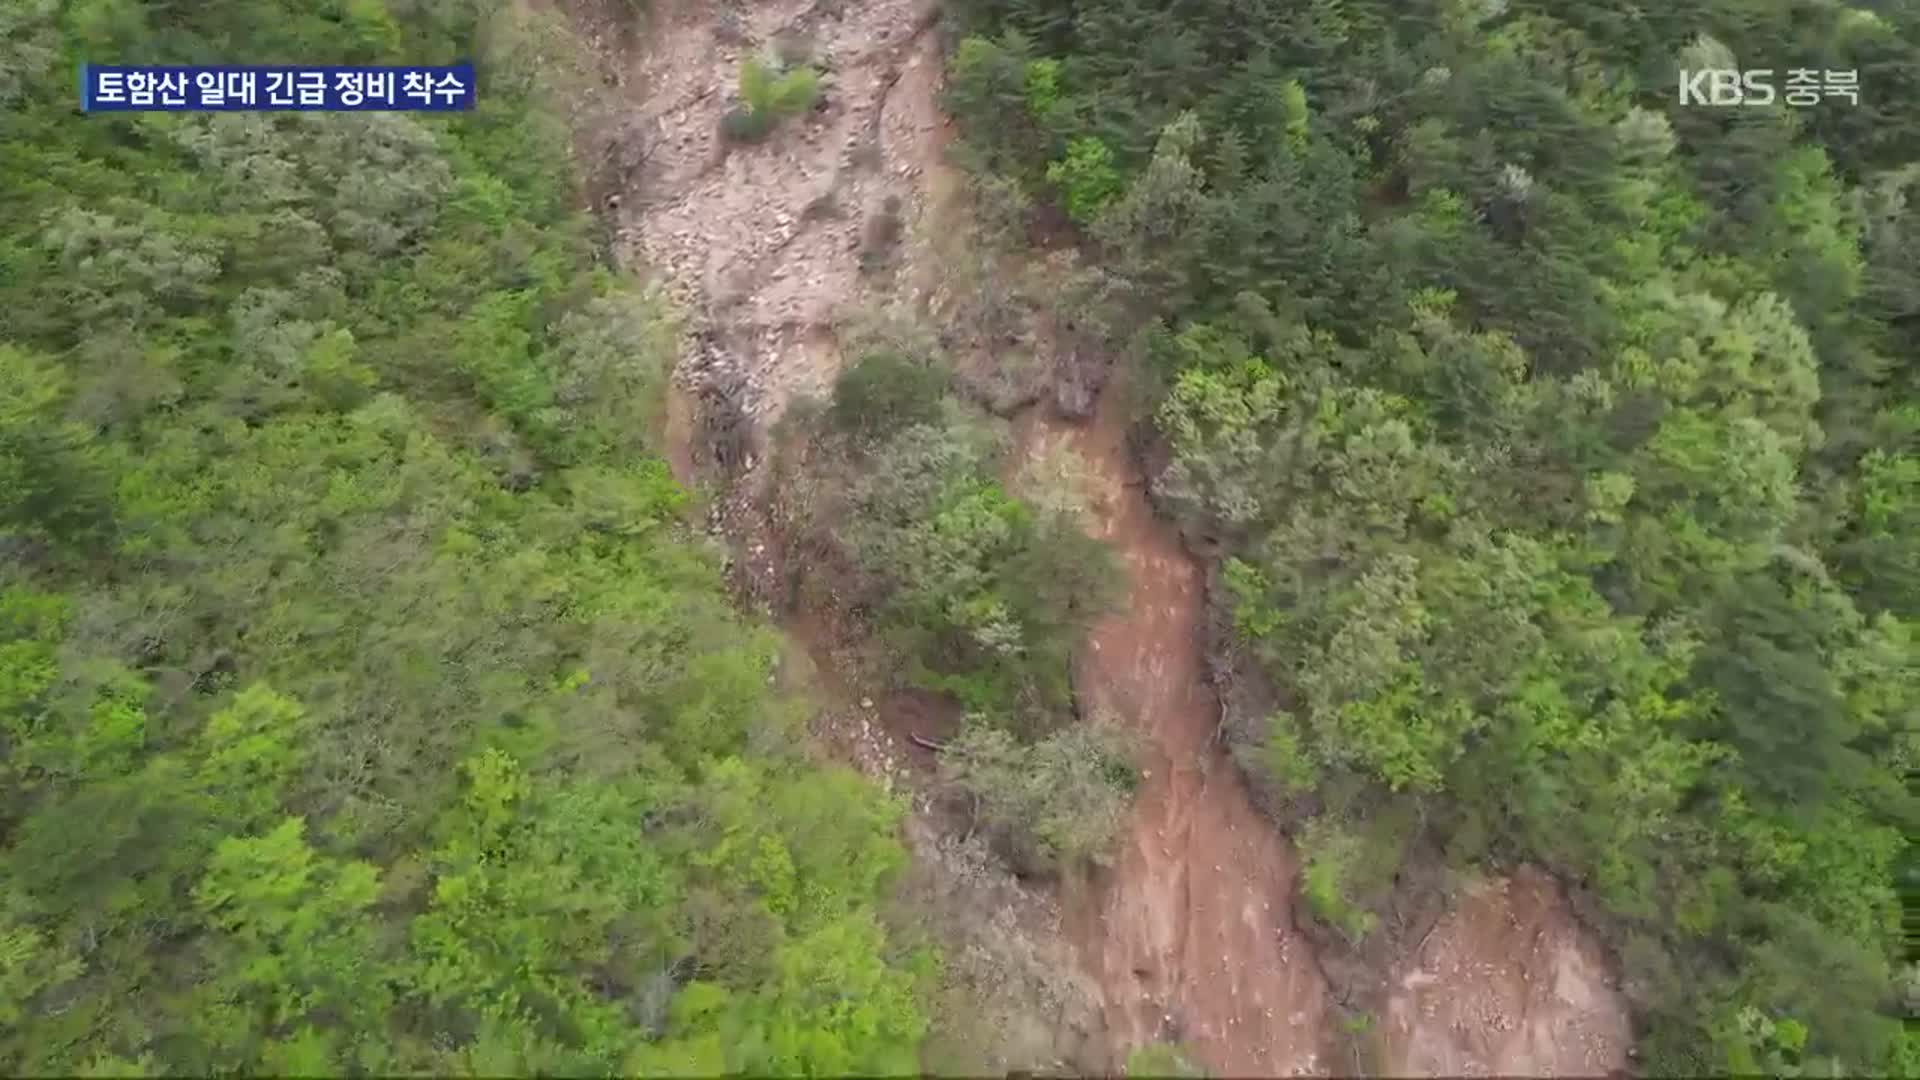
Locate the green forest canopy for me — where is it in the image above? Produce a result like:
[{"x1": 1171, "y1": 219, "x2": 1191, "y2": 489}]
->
[
  {"x1": 0, "y1": 0, "x2": 930, "y2": 1073},
  {"x1": 943, "y1": 0, "x2": 1918, "y2": 1074},
  {"x1": 6, "y1": 0, "x2": 1920, "y2": 1074}
]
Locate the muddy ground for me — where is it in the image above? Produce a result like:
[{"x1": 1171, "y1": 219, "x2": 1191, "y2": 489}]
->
[
  {"x1": 539, "y1": 0, "x2": 1634, "y2": 1073},
  {"x1": 1025, "y1": 392, "x2": 1334, "y2": 1076},
  {"x1": 1383, "y1": 868, "x2": 1632, "y2": 1076}
]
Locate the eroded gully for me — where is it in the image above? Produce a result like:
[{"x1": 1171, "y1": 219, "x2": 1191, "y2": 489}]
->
[{"x1": 571, "y1": 0, "x2": 1629, "y2": 1070}]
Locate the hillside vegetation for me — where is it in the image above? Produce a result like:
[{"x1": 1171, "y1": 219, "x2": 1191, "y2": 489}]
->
[
  {"x1": 942, "y1": 0, "x2": 1919, "y2": 1073},
  {"x1": 0, "y1": 1, "x2": 931, "y2": 1073},
  {"x1": 772, "y1": 348, "x2": 1132, "y2": 872}
]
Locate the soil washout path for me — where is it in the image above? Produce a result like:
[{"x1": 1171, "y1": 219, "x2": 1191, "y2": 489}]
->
[
  {"x1": 593, "y1": 0, "x2": 948, "y2": 513},
  {"x1": 1383, "y1": 868, "x2": 1632, "y2": 1075},
  {"x1": 1025, "y1": 387, "x2": 1632, "y2": 1077},
  {"x1": 558, "y1": 0, "x2": 1109, "y2": 1070},
  {"x1": 1020, "y1": 398, "x2": 1334, "y2": 1076},
  {"x1": 554, "y1": 0, "x2": 1635, "y2": 1071}
]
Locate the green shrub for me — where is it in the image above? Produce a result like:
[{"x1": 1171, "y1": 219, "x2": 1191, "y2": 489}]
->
[
  {"x1": 1125, "y1": 1041, "x2": 1206, "y2": 1077},
  {"x1": 1298, "y1": 818, "x2": 1381, "y2": 944},
  {"x1": 1044, "y1": 135, "x2": 1122, "y2": 223},
  {"x1": 1258, "y1": 712, "x2": 1322, "y2": 795},
  {"x1": 1023, "y1": 58, "x2": 1061, "y2": 118},
  {"x1": 771, "y1": 65, "x2": 820, "y2": 113},
  {"x1": 725, "y1": 56, "x2": 820, "y2": 142},
  {"x1": 828, "y1": 350, "x2": 948, "y2": 436},
  {"x1": 941, "y1": 717, "x2": 1139, "y2": 871},
  {"x1": 721, "y1": 104, "x2": 776, "y2": 142}
]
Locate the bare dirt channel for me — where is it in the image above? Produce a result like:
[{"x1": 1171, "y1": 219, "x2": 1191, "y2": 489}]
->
[
  {"x1": 549, "y1": 0, "x2": 1635, "y2": 1073},
  {"x1": 1019, "y1": 396, "x2": 1333, "y2": 1076}
]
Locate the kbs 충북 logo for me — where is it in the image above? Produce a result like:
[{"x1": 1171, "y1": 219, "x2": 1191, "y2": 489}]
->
[{"x1": 1677, "y1": 68, "x2": 1859, "y2": 107}]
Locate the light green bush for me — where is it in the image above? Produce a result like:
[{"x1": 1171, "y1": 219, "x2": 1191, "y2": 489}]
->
[{"x1": 724, "y1": 56, "x2": 820, "y2": 142}]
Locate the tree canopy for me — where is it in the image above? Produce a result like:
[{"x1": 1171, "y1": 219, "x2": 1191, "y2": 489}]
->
[
  {"x1": 0, "y1": 1, "x2": 930, "y2": 1073},
  {"x1": 944, "y1": 0, "x2": 1919, "y2": 1072}
]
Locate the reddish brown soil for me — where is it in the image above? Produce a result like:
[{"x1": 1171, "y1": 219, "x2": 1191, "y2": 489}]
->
[
  {"x1": 1384, "y1": 868, "x2": 1631, "y2": 1076},
  {"x1": 1031, "y1": 392, "x2": 1334, "y2": 1076}
]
